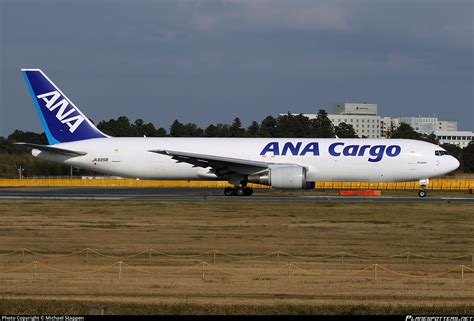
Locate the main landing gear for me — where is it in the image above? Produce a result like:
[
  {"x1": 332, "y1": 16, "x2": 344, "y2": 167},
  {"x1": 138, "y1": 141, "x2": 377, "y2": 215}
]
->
[{"x1": 224, "y1": 186, "x2": 254, "y2": 196}]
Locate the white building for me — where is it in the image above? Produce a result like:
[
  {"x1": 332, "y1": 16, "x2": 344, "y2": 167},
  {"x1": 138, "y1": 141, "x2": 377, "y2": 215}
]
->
[
  {"x1": 334, "y1": 103, "x2": 377, "y2": 116},
  {"x1": 437, "y1": 121, "x2": 457, "y2": 132},
  {"x1": 297, "y1": 103, "x2": 382, "y2": 138},
  {"x1": 435, "y1": 131, "x2": 473, "y2": 148},
  {"x1": 397, "y1": 117, "x2": 437, "y2": 135},
  {"x1": 284, "y1": 103, "x2": 462, "y2": 140},
  {"x1": 394, "y1": 117, "x2": 458, "y2": 135},
  {"x1": 380, "y1": 117, "x2": 400, "y2": 138},
  {"x1": 328, "y1": 114, "x2": 381, "y2": 138}
]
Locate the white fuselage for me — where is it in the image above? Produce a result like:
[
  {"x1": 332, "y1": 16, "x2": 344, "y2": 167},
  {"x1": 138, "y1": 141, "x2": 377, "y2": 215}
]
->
[{"x1": 32, "y1": 138, "x2": 459, "y2": 183}]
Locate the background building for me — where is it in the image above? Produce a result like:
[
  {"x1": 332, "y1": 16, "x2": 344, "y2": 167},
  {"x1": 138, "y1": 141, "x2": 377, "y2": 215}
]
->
[
  {"x1": 297, "y1": 103, "x2": 382, "y2": 138},
  {"x1": 435, "y1": 131, "x2": 474, "y2": 148},
  {"x1": 437, "y1": 121, "x2": 458, "y2": 132},
  {"x1": 329, "y1": 103, "x2": 381, "y2": 138},
  {"x1": 397, "y1": 117, "x2": 438, "y2": 135},
  {"x1": 286, "y1": 102, "x2": 469, "y2": 144},
  {"x1": 395, "y1": 117, "x2": 458, "y2": 135},
  {"x1": 333, "y1": 103, "x2": 377, "y2": 116},
  {"x1": 380, "y1": 117, "x2": 400, "y2": 138}
]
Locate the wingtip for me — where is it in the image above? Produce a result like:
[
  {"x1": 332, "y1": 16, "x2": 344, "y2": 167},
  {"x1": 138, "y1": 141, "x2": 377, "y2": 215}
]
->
[{"x1": 148, "y1": 149, "x2": 168, "y2": 155}]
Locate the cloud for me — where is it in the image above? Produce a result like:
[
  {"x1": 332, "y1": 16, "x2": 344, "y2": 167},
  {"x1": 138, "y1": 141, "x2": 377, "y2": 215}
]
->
[
  {"x1": 0, "y1": 0, "x2": 472, "y2": 136},
  {"x1": 190, "y1": 0, "x2": 350, "y2": 32}
]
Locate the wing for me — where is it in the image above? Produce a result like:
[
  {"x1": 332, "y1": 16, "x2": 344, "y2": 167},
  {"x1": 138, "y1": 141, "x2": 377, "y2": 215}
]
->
[
  {"x1": 15, "y1": 143, "x2": 87, "y2": 156},
  {"x1": 149, "y1": 149, "x2": 273, "y2": 176}
]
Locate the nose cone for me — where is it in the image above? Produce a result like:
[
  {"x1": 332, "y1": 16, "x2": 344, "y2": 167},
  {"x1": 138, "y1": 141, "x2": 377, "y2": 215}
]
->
[{"x1": 448, "y1": 156, "x2": 460, "y2": 172}]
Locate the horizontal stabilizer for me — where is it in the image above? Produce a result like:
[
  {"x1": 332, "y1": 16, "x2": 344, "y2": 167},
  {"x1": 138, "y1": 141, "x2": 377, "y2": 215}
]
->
[{"x1": 15, "y1": 143, "x2": 87, "y2": 156}]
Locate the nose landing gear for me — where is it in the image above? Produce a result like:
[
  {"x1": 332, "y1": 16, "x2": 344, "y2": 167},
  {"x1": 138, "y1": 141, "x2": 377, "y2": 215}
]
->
[{"x1": 418, "y1": 178, "x2": 429, "y2": 198}]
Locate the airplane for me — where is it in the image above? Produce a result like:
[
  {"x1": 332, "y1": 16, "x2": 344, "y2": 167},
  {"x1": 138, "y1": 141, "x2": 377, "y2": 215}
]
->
[{"x1": 17, "y1": 69, "x2": 460, "y2": 198}]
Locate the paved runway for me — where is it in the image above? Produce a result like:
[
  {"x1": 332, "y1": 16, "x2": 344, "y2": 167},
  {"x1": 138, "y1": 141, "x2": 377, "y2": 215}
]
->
[{"x1": 0, "y1": 187, "x2": 473, "y2": 203}]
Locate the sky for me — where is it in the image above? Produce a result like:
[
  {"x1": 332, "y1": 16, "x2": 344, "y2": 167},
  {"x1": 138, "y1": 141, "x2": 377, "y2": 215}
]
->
[{"x1": 0, "y1": 0, "x2": 472, "y2": 137}]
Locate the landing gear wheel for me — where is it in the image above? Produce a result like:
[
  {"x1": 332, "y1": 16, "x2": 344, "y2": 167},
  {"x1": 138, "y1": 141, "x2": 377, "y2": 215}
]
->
[
  {"x1": 418, "y1": 190, "x2": 427, "y2": 198},
  {"x1": 235, "y1": 187, "x2": 245, "y2": 196},
  {"x1": 224, "y1": 187, "x2": 236, "y2": 196},
  {"x1": 243, "y1": 187, "x2": 254, "y2": 196}
]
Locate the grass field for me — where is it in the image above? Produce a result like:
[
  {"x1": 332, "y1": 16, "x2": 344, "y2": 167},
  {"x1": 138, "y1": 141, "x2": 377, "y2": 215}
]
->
[{"x1": 0, "y1": 199, "x2": 472, "y2": 315}]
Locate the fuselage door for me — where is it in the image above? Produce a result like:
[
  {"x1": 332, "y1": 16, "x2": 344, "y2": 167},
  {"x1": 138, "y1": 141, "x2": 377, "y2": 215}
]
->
[{"x1": 111, "y1": 147, "x2": 121, "y2": 164}]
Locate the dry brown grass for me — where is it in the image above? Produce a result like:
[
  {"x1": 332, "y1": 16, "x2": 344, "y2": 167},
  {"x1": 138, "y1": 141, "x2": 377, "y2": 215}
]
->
[{"x1": 0, "y1": 200, "x2": 472, "y2": 315}]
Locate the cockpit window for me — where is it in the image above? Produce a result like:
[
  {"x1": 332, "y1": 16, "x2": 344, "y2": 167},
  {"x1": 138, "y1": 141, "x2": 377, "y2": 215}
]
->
[{"x1": 435, "y1": 150, "x2": 449, "y2": 156}]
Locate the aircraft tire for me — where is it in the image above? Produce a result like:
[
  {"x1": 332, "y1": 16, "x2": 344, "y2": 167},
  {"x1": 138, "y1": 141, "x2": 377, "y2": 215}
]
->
[
  {"x1": 224, "y1": 187, "x2": 236, "y2": 196},
  {"x1": 418, "y1": 190, "x2": 427, "y2": 198},
  {"x1": 243, "y1": 187, "x2": 253, "y2": 196}
]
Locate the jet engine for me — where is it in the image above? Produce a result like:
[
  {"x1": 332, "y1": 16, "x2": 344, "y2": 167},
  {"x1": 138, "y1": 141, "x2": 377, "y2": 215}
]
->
[{"x1": 248, "y1": 165, "x2": 314, "y2": 189}]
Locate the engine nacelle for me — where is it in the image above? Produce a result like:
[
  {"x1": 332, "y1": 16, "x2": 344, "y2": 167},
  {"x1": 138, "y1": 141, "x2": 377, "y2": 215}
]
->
[{"x1": 248, "y1": 166, "x2": 314, "y2": 189}]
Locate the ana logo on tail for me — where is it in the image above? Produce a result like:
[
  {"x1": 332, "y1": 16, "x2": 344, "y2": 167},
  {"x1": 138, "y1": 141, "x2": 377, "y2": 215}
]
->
[
  {"x1": 36, "y1": 91, "x2": 85, "y2": 133},
  {"x1": 22, "y1": 68, "x2": 108, "y2": 144}
]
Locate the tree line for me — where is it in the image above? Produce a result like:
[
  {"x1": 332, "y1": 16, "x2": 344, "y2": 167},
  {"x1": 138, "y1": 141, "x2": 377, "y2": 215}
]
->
[
  {"x1": 0, "y1": 110, "x2": 473, "y2": 178},
  {"x1": 95, "y1": 110, "x2": 347, "y2": 138}
]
